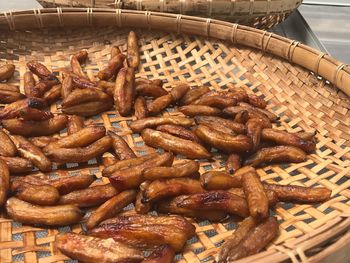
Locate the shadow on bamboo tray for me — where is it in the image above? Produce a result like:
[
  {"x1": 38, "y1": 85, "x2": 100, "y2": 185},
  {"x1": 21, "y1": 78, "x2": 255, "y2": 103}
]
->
[{"x1": 0, "y1": 8, "x2": 349, "y2": 263}]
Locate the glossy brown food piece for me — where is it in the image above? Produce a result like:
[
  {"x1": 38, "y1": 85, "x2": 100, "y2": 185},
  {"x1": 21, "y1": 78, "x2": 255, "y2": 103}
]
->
[
  {"x1": 170, "y1": 83, "x2": 190, "y2": 102},
  {"x1": 61, "y1": 75, "x2": 74, "y2": 100},
  {"x1": 239, "y1": 102, "x2": 279, "y2": 122},
  {"x1": 264, "y1": 183, "x2": 331, "y2": 203},
  {"x1": 90, "y1": 214, "x2": 196, "y2": 252},
  {"x1": 6, "y1": 197, "x2": 82, "y2": 226},
  {"x1": 45, "y1": 126, "x2": 106, "y2": 149},
  {"x1": 71, "y1": 75, "x2": 97, "y2": 89},
  {"x1": 0, "y1": 88, "x2": 25, "y2": 103},
  {"x1": 226, "y1": 85, "x2": 249, "y2": 101},
  {"x1": 246, "y1": 118, "x2": 263, "y2": 152},
  {"x1": 180, "y1": 86, "x2": 211, "y2": 105},
  {"x1": 73, "y1": 50, "x2": 88, "y2": 63},
  {"x1": 0, "y1": 64, "x2": 15, "y2": 81},
  {"x1": 0, "y1": 83, "x2": 20, "y2": 92},
  {"x1": 194, "y1": 116, "x2": 246, "y2": 134},
  {"x1": 142, "y1": 129, "x2": 211, "y2": 159},
  {"x1": 13, "y1": 135, "x2": 52, "y2": 172},
  {"x1": 62, "y1": 88, "x2": 111, "y2": 108},
  {"x1": 2, "y1": 115, "x2": 68, "y2": 137},
  {"x1": 29, "y1": 80, "x2": 57, "y2": 98},
  {"x1": 244, "y1": 146, "x2": 307, "y2": 167},
  {"x1": 147, "y1": 93, "x2": 173, "y2": 115},
  {"x1": 242, "y1": 167, "x2": 268, "y2": 220},
  {"x1": 200, "y1": 171, "x2": 242, "y2": 190},
  {"x1": 109, "y1": 152, "x2": 174, "y2": 191},
  {"x1": 102, "y1": 153, "x2": 158, "y2": 177},
  {"x1": 0, "y1": 156, "x2": 33, "y2": 174},
  {"x1": 0, "y1": 160, "x2": 10, "y2": 207},
  {"x1": 135, "y1": 78, "x2": 163, "y2": 87},
  {"x1": 23, "y1": 71, "x2": 36, "y2": 97},
  {"x1": 29, "y1": 136, "x2": 58, "y2": 148},
  {"x1": 43, "y1": 84, "x2": 62, "y2": 104},
  {"x1": 111, "y1": 46, "x2": 122, "y2": 58},
  {"x1": 223, "y1": 106, "x2": 271, "y2": 124},
  {"x1": 233, "y1": 110, "x2": 249, "y2": 124},
  {"x1": 129, "y1": 116, "x2": 194, "y2": 133},
  {"x1": 0, "y1": 98, "x2": 46, "y2": 120},
  {"x1": 127, "y1": 31, "x2": 140, "y2": 69},
  {"x1": 67, "y1": 115, "x2": 84, "y2": 135},
  {"x1": 103, "y1": 155, "x2": 119, "y2": 167},
  {"x1": 114, "y1": 67, "x2": 135, "y2": 116},
  {"x1": 59, "y1": 184, "x2": 118, "y2": 208},
  {"x1": 134, "y1": 96, "x2": 149, "y2": 119},
  {"x1": 142, "y1": 178, "x2": 205, "y2": 203},
  {"x1": 226, "y1": 216, "x2": 279, "y2": 261},
  {"x1": 136, "y1": 84, "x2": 168, "y2": 98},
  {"x1": 56, "y1": 232, "x2": 143, "y2": 263},
  {"x1": 109, "y1": 131, "x2": 136, "y2": 160},
  {"x1": 62, "y1": 100, "x2": 113, "y2": 116},
  {"x1": 157, "y1": 196, "x2": 227, "y2": 221},
  {"x1": 46, "y1": 136, "x2": 112, "y2": 163},
  {"x1": 177, "y1": 191, "x2": 249, "y2": 217},
  {"x1": 194, "y1": 125, "x2": 252, "y2": 153},
  {"x1": 27, "y1": 60, "x2": 59, "y2": 82},
  {"x1": 143, "y1": 160, "x2": 199, "y2": 180},
  {"x1": 193, "y1": 95, "x2": 237, "y2": 109},
  {"x1": 18, "y1": 107, "x2": 53, "y2": 121},
  {"x1": 98, "y1": 53, "x2": 126, "y2": 80},
  {"x1": 295, "y1": 131, "x2": 316, "y2": 141},
  {"x1": 225, "y1": 154, "x2": 241, "y2": 175},
  {"x1": 97, "y1": 80, "x2": 115, "y2": 96},
  {"x1": 247, "y1": 94, "x2": 267, "y2": 109},
  {"x1": 217, "y1": 217, "x2": 257, "y2": 262},
  {"x1": 86, "y1": 190, "x2": 137, "y2": 229},
  {"x1": 14, "y1": 184, "x2": 60, "y2": 206},
  {"x1": 156, "y1": 124, "x2": 201, "y2": 143},
  {"x1": 262, "y1": 128, "x2": 316, "y2": 153},
  {"x1": 0, "y1": 129, "x2": 16, "y2": 157},
  {"x1": 135, "y1": 181, "x2": 151, "y2": 214},
  {"x1": 142, "y1": 245, "x2": 175, "y2": 263},
  {"x1": 71, "y1": 52, "x2": 87, "y2": 77},
  {"x1": 179, "y1": 105, "x2": 221, "y2": 117}
]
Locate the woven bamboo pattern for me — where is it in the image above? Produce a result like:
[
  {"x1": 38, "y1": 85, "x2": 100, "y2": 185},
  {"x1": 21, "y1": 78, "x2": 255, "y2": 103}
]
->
[
  {"x1": 37, "y1": 0, "x2": 303, "y2": 29},
  {"x1": 0, "y1": 9, "x2": 349, "y2": 263}
]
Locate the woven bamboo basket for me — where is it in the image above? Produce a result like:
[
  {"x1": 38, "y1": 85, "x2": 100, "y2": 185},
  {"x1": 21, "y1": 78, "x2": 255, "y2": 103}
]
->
[
  {"x1": 0, "y1": 8, "x2": 350, "y2": 263},
  {"x1": 36, "y1": 0, "x2": 303, "y2": 29}
]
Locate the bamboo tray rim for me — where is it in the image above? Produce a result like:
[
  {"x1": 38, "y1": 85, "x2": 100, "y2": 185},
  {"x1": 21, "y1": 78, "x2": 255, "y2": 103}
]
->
[{"x1": 0, "y1": 8, "x2": 349, "y2": 263}]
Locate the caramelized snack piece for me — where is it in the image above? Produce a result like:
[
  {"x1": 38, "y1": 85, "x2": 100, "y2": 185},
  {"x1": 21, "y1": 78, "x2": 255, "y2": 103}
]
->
[
  {"x1": 170, "y1": 83, "x2": 190, "y2": 102},
  {"x1": 224, "y1": 106, "x2": 271, "y2": 124},
  {"x1": 0, "y1": 160, "x2": 10, "y2": 207},
  {"x1": 17, "y1": 107, "x2": 53, "y2": 121},
  {"x1": 71, "y1": 74, "x2": 97, "y2": 89},
  {"x1": 142, "y1": 245, "x2": 175, "y2": 263},
  {"x1": 59, "y1": 184, "x2": 118, "y2": 208},
  {"x1": 13, "y1": 135, "x2": 52, "y2": 172},
  {"x1": 29, "y1": 80, "x2": 57, "y2": 98},
  {"x1": 177, "y1": 191, "x2": 249, "y2": 217},
  {"x1": 30, "y1": 136, "x2": 58, "y2": 148},
  {"x1": 103, "y1": 155, "x2": 119, "y2": 167},
  {"x1": 0, "y1": 83, "x2": 19, "y2": 92},
  {"x1": 233, "y1": 110, "x2": 249, "y2": 124},
  {"x1": 217, "y1": 217, "x2": 258, "y2": 262},
  {"x1": 71, "y1": 50, "x2": 88, "y2": 77},
  {"x1": 67, "y1": 115, "x2": 84, "y2": 135},
  {"x1": 27, "y1": 60, "x2": 59, "y2": 82},
  {"x1": 46, "y1": 136, "x2": 112, "y2": 163},
  {"x1": 6, "y1": 197, "x2": 82, "y2": 226},
  {"x1": 43, "y1": 84, "x2": 62, "y2": 104},
  {"x1": 23, "y1": 71, "x2": 36, "y2": 97},
  {"x1": 111, "y1": 46, "x2": 122, "y2": 58},
  {"x1": 193, "y1": 95, "x2": 237, "y2": 108},
  {"x1": 0, "y1": 156, "x2": 33, "y2": 174},
  {"x1": 0, "y1": 129, "x2": 17, "y2": 157},
  {"x1": 135, "y1": 78, "x2": 163, "y2": 87},
  {"x1": 226, "y1": 154, "x2": 241, "y2": 175},
  {"x1": 0, "y1": 88, "x2": 25, "y2": 103},
  {"x1": 134, "y1": 96, "x2": 149, "y2": 119},
  {"x1": 262, "y1": 128, "x2": 316, "y2": 153},
  {"x1": 109, "y1": 152, "x2": 174, "y2": 191},
  {"x1": 62, "y1": 88, "x2": 111, "y2": 108},
  {"x1": 179, "y1": 105, "x2": 221, "y2": 117},
  {"x1": 0, "y1": 64, "x2": 15, "y2": 81},
  {"x1": 97, "y1": 80, "x2": 115, "y2": 96},
  {"x1": 239, "y1": 102, "x2": 279, "y2": 122},
  {"x1": 244, "y1": 146, "x2": 307, "y2": 167},
  {"x1": 157, "y1": 196, "x2": 227, "y2": 221},
  {"x1": 226, "y1": 216, "x2": 279, "y2": 261},
  {"x1": 14, "y1": 184, "x2": 60, "y2": 206},
  {"x1": 247, "y1": 94, "x2": 267, "y2": 109},
  {"x1": 56, "y1": 232, "x2": 143, "y2": 263},
  {"x1": 90, "y1": 214, "x2": 195, "y2": 252},
  {"x1": 142, "y1": 128, "x2": 211, "y2": 159},
  {"x1": 109, "y1": 130, "x2": 136, "y2": 160},
  {"x1": 200, "y1": 171, "x2": 242, "y2": 190},
  {"x1": 194, "y1": 125, "x2": 252, "y2": 153},
  {"x1": 45, "y1": 126, "x2": 106, "y2": 149},
  {"x1": 61, "y1": 75, "x2": 74, "y2": 100},
  {"x1": 147, "y1": 93, "x2": 173, "y2": 115},
  {"x1": 295, "y1": 131, "x2": 316, "y2": 141},
  {"x1": 180, "y1": 86, "x2": 210, "y2": 105},
  {"x1": 86, "y1": 190, "x2": 137, "y2": 229},
  {"x1": 136, "y1": 83, "x2": 168, "y2": 98},
  {"x1": 130, "y1": 116, "x2": 194, "y2": 133},
  {"x1": 114, "y1": 67, "x2": 135, "y2": 116},
  {"x1": 142, "y1": 178, "x2": 205, "y2": 203},
  {"x1": 135, "y1": 181, "x2": 151, "y2": 214},
  {"x1": 195, "y1": 116, "x2": 246, "y2": 134},
  {"x1": 102, "y1": 153, "x2": 158, "y2": 177},
  {"x1": 143, "y1": 160, "x2": 199, "y2": 180},
  {"x1": 98, "y1": 53, "x2": 126, "y2": 80},
  {"x1": 264, "y1": 183, "x2": 331, "y2": 203},
  {"x1": 127, "y1": 31, "x2": 140, "y2": 69},
  {"x1": 2, "y1": 115, "x2": 68, "y2": 137},
  {"x1": 246, "y1": 118, "x2": 263, "y2": 152},
  {"x1": 241, "y1": 167, "x2": 268, "y2": 220},
  {"x1": 0, "y1": 98, "x2": 46, "y2": 120},
  {"x1": 156, "y1": 124, "x2": 202, "y2": 143},
  {"x1": 62, "y1": 100, "x2": 113, "y2": 116}
]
